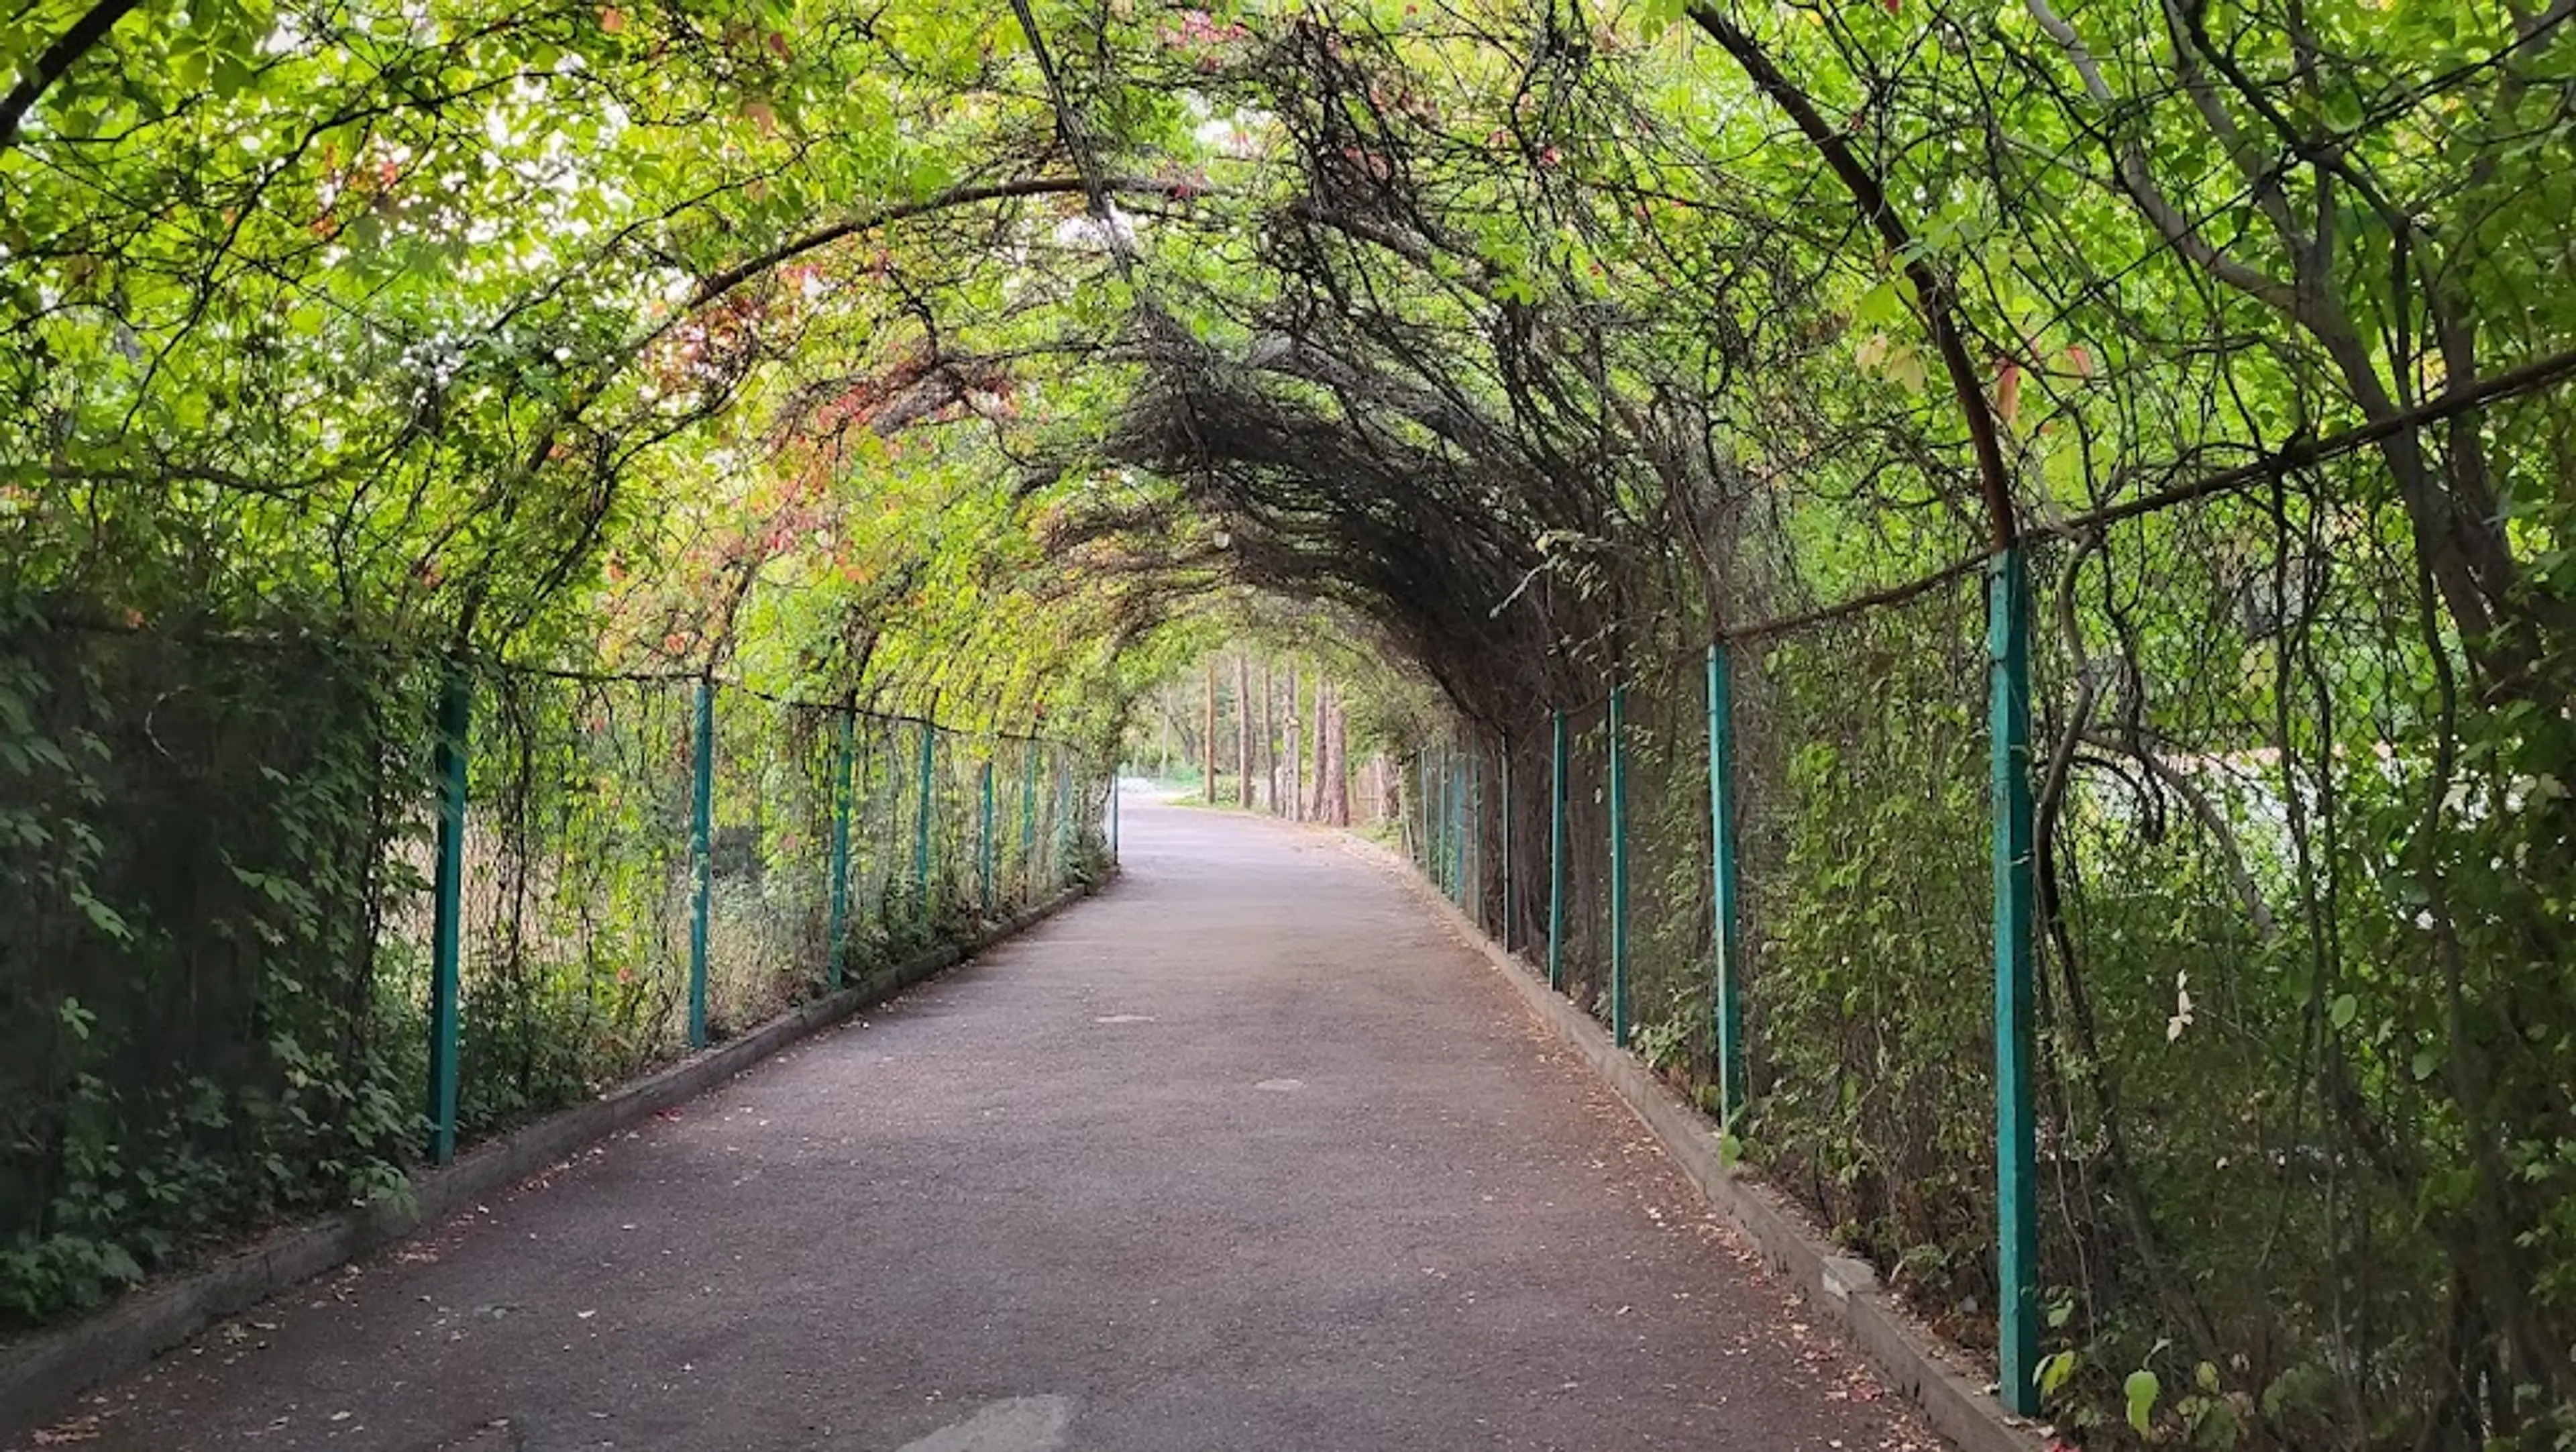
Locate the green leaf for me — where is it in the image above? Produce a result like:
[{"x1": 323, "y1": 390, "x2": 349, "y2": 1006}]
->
[
  {"x1": 2328, "y1": 992, "x2": 2357, "y2": 1030},
  {"x1": 2038, "y1": 1349, "x2": 2078, "y2": 1398},
  {"x1": 2125, "y1": 1368, "x2": 2161, "y2": 1435},
  {"x1": 72, "y1": 890, "x2": 133, "y2": 942},
  {"x1": 95, "y1": 1243, "x2": 144, "y2": 1284},
  {"x1": 1854, "y1": 278, "x2": 1911, "y2": 327},
  {"x1": 213, "y1": 54, "x2": 256, "y2": 98}
]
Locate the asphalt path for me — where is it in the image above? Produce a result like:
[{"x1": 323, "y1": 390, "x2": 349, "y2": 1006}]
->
[{"x1": 35, "y1": 796, "x2": 1937, "y2": 1452}]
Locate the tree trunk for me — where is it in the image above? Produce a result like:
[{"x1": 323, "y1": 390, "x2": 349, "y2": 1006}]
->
[
  {"x1": 1321, "y1": 698, "x2": 1350, "y2": 825},
  {"x1": 1203, "y1": 658, "x2": 1218, "y2": 805},
  {"x1": 1157, "y1": 682, "x2": 1171, "y2": 779},
  {"x1": 1308, "y1": 679, "x2": 1333, "y2": 819},
  {"x1": 1283, "y1": 666, "x2": 1301, "y2": 821},
  {"x1": 1235, "y1": 654, "x2": 1254, "y2": 809}
]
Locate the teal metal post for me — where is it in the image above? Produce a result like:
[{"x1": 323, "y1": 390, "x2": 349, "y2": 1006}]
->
[
  {"x1": 1499, "y1": 739, "x2": 1512, "y2": 951},
  {"x1": 1421, "y1": 757, "x2": 1442, "y2": 870},
  {"x1": 1021, "y1": 749, "x2": 1040, "y2": 894},
  {"x1": 1990, "y1": 546, "x2": 2040, "y2": 1416},
  {"x1": 913, "y1": 721, "x2": 936, "y2": 914},
  {"x1": 826, "y1": 708, "x2": 855, "y2": 989},
  {"x1": 1450, "y1": 751, "x2": 1468, "y2": 909},
  {"x1": 1546, "y1": 710, "x2": 1567, "y2": 993},
  {"x1": 1444, "y1": 750, "x2": 1456, "y2": 891},
  {"x1": 1109, "y1": 771, "x2": 1120, "y2": 862},
  {"x1": 978, "y1": 760, "x2": 997, "y2": 914},
  {"x1": 1430, "y1": 750, "x2": 1443, "y2": 886},
  {"x1": 687, "y1": 677, "x2": 714, "y2": 1050},
  {"x1": 1607, "y1": 683, "x2": 1631, "y2": 1048},
  {"x1": 1707, "y1": 643, "x2": 1746, "y2": 1125},
  {"x1": 425, "y1": 666, "x2": 471, "y2": 1165},
  {"x1": 1429, "y1": 752, "x2": 1444, "y2": 883},
  {"x1": 1470, "y1": 754, "x2": 1485, "y2": 924},
  {"x1": 1055, "y1": 762, "x2": 1073, "y2": 874},
  {"x1": 1430, "y1": 751, "x2": 1442, "y2": 878}
]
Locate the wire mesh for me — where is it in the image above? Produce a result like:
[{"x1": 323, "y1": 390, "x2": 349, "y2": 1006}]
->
[
  {"x1": 1549, "y1": 699, "x2": 1615, "y2": 1031},
  {"x1": 1733, "y1": 576, "x2": 1995, "y2": 1327},
  {"x1": 2010, "y1": 474, "x2": 2576, "y2": 1435},
  {"x1": 456, "y1": 672, "x2": 697, "y2": 1136},
  {"x1": 1, "y1": 628, "x2": 425, "y2": 1325},
  {"x1": 708, "y1": 695, "x2": 835, "y2": 1032},
  {"x1": 1383, "y1": 431, "x2": 2576, "y2": 1439}
]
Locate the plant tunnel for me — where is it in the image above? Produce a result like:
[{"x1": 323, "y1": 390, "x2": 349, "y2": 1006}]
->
[{"x1": 5, "y1": 0, "x2": 2575, "y2": 1445}]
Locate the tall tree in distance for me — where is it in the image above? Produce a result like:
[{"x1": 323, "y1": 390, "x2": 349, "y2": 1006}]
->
[
  {"x1": 1318, "y1": 684, "x2": 1348, "y2": 827},
  {"x1": 1203, "y1": 658, "x2": 1219, "y2": 807},
  {"x1": 1234, "y1": 654, "x2": 1253, "y2": 809},
  {"x1": 1283, "y1": 665, "x2": 1301, "y2": 822}
]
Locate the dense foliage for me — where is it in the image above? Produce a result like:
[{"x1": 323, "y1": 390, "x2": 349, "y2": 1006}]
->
[{"x1": 7, "y1": 0, "x2": 2574, "y2": 1445}]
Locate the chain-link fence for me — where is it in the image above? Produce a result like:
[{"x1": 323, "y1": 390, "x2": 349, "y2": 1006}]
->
[
  {"x1": 1, "y1": 633, "x2": 1104, "y2": 1329},
  {"x1": 1391, "y1": 466, "x2": 2576, "y2": 1444},
  {"x1": 415, "y1": 669, "x2": 1106, "y2": 1155},
  {"x1": 1731, "y1": 582, "x2": 1997, "y2": 1327}
]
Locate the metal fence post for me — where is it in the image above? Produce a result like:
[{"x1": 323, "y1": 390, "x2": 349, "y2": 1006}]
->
[
  {"x1": 425, "y1": 664, "x2": 471, "y2": 1165},
  {"x1": 1109, "y1": 768, "x2": 1120, "y2": 862},
  {"x1": 826, "y1": 707, "x2": 854, "y2": 989},
  {"x1": 1499, "y1": 737, "x2": 1513, "y2": 951},
  {"x1": 979, "y1": 758, "x2": 997, "y2": 914},
  {"x1": 1428, "y1": 751, "x2": 1442, "y2": 882},
  {"x1": 1547, "y1": 709, "x2": 1566, "y2": 993},
  {"x1": 1608, "y1": 682, "x2": 1631, "y2": 1048},
  {"x1": 1428, "y1": 749, "x2": 1442, "y2": 886},
  {"x1": 1990, "y1": 545, "x2": 2040, "y2": 1416},
  {"x1": 1428, "y1": 751, "x2": 1440, "y2": 877},
  {"x1": 1450, "y1": 749, "x2": 1468, "y2": 909},
  {"x1": 1707, "y1": 643, "x2": 1746, "y2": 1127},
  {"x1": 874, "y1": 726, "x2": 896, "y2": 913},
  {"x1": 1473, "y1": 757, "x2": 1494, "y2": 927},
  {"x1": 1477, "y1": 753, "x2": 1489, "y2": 925},
  {"x1": 1021, "y1": 747, "x2": 1039, "y2": 897},
  {"x1": 1421, "y1": 757, "x2": 1442, "y2": 880},
  {"x1": 1056, "y1": 762, "x2": 1077, "y2": 860},
  {"x1": 913, "y1": 720, "x2": 936, "y2": 918},
  {"x1": 1056, "y1": 760, "x2": 1073, "y2": 876},
  {"x1": 688, "y1": 676, "x2": 714, "y2": 1050},
  {"x1": 1432, "y1": 746, "x2": 1452, "y2": 875},
  {"x1": 1413, "y1": 752, "x2": 1428, "y2": 869}
]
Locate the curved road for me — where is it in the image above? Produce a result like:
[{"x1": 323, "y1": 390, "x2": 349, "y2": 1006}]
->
[{"x1": 38, "y1": 798, "x2": 1937, "y2": 1452}]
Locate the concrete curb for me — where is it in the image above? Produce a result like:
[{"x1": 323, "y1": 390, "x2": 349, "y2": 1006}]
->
[
  {"x1": 0, "y1": 875, "x2": 1108, "y2": 1438},
  {"x1": 1357, "y1": 841, "x2": 2049, "y2": 1452}
]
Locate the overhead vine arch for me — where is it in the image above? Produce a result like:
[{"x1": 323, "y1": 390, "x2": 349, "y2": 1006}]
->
[{"x1": 7, "y1": 0, "x2": 2576, "y2": 1442}]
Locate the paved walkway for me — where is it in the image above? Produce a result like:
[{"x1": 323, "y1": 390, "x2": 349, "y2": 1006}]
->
[{"x1": 40, "y1": 799, "x2": 1935, "y2": 1452}]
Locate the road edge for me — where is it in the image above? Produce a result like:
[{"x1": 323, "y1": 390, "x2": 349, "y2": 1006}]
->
[
  {"x1": 0, "y1": 874, "x2": 1111, "y2": 1439},
  {"x1": 1348, "y1": 837, "x2": 2049, "y2": 1452}
]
